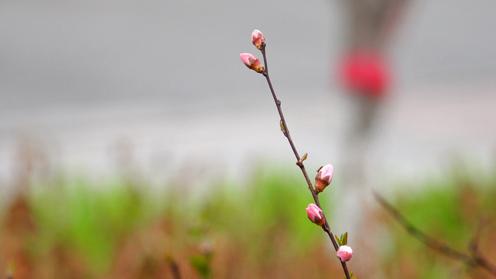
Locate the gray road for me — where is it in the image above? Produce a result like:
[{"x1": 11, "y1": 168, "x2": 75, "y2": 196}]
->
[{"x1": 1, "y1": 0, "x2": 495, "y2": 186}]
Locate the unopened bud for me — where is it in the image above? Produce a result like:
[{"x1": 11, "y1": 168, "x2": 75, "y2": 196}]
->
[
  {"x1": 315, "y1": 164, "x2": 334, "y2": 193},
  {"x1": 240, "y1": 52, "x2": 265, "y2": 73},
  {"x1": 251, "y1": 29, "x2": 266, "y2": 50},
  {"x1": 336, "y1": 245, "x2": 353, "y2": 262},
  {"x1": 306, "y1": 203, "x2": 325, "y2": 226}
]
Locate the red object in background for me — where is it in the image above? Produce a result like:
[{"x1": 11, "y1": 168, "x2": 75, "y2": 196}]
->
[{"x1": 338, "y1": 50, "x2": 391, "y2": 98}]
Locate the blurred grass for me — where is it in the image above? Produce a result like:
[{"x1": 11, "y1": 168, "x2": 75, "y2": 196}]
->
[
  {"x1": 0, "y1": 165, "x2": 495, "y2": 278},
  {"x1": 29, "y1": 178, "x2": 150, "y2": 273}
]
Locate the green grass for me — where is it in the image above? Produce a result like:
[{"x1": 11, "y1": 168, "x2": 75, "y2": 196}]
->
[
  {"x1": 22, "y1": 169, "x2": 326, "y2": 275},
  {"x1": 3, "y1": 165, "x2": 495, "y2": 277},
  {"x1": 29, "y1": 177, "x2": 153, "y2": 273}
]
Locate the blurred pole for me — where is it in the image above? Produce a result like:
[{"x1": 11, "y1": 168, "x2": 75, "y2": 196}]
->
[{"x1": 334, "y1": 0, "x2": 411, "y2": 266}]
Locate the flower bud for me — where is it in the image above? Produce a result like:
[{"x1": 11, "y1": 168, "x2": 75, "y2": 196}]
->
[
  {"x1": 251, "y1": 29, "x2": 266, "y2": 50},
  {"x1": 240, "y1": 52, "x2": 265, "y2": 73},
  {"x1": 306, "y1": 203, "x2": 325, "y2": 226},
  {"x1": 315, "y1": 164, "x2": 334, "y2": 193},
  {"x1": 336, "y1": 245, "x2": 353, "y2": 262}
]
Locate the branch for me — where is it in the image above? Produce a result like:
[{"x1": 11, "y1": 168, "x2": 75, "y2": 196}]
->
[
  {"x1": 259, "y1": 46, "x2": 351, "y2": 279},
  {"x1": 374, "y1": 191, "x2": 496, "y2": 277},
  {"x1": 166, "y1": 256, "x2": 181, "y2": 279}
]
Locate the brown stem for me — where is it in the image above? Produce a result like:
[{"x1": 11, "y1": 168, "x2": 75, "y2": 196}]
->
[
  {"x1": 374, "y1": 191, "x2": 496, "y2": 277},
  {"x1": 260, "y1": 46, "x2": 351, "y2": 279},
  {"x1": 166, "y1": 257, "x2": 182, "y2": 279}
]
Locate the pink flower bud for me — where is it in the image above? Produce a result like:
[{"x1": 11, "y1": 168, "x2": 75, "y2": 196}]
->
[
  {"x1": 336, "y1": 245, "x2": 353, "y2": 262},
  {"x1": 251, "y1": 29, "x2": 266, "y2": 50},
  {"x1": 240, "y1": 52, "x2": 265, "y2": 73},
  {"x1": 315, "y1": 164, "x2": 334, "y2": 193},
  {"x1": 306, "y1": 203, "x2": 325, "y2": 226}
]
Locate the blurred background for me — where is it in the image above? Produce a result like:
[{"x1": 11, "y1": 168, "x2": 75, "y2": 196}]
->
[{"x1": 0, "y1": 0, "x2": 495, "y2": 278}]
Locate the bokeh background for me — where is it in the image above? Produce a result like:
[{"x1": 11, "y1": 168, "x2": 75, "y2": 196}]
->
[{"x1": 1, "y1": 0, "x2": 495, "y2": 278}]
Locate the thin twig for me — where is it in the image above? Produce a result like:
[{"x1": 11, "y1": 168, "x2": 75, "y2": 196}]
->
[
  {"x1": 468, "y1": 218, "x2": 486, "y2": 256},
  {"x1": 166, "y1": 257, "x2": 181, "y2": 279},
  {"x1": 374, "y1": 191, "x2": 496, "y2": 277},
  {"x1": 260, "y1": 46, "x2": 351, "y2": 279}
]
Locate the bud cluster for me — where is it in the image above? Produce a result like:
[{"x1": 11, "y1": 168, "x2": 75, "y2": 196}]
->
[{"x1": 239, "y1": 29, "x2": 266, "y2": 74}]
